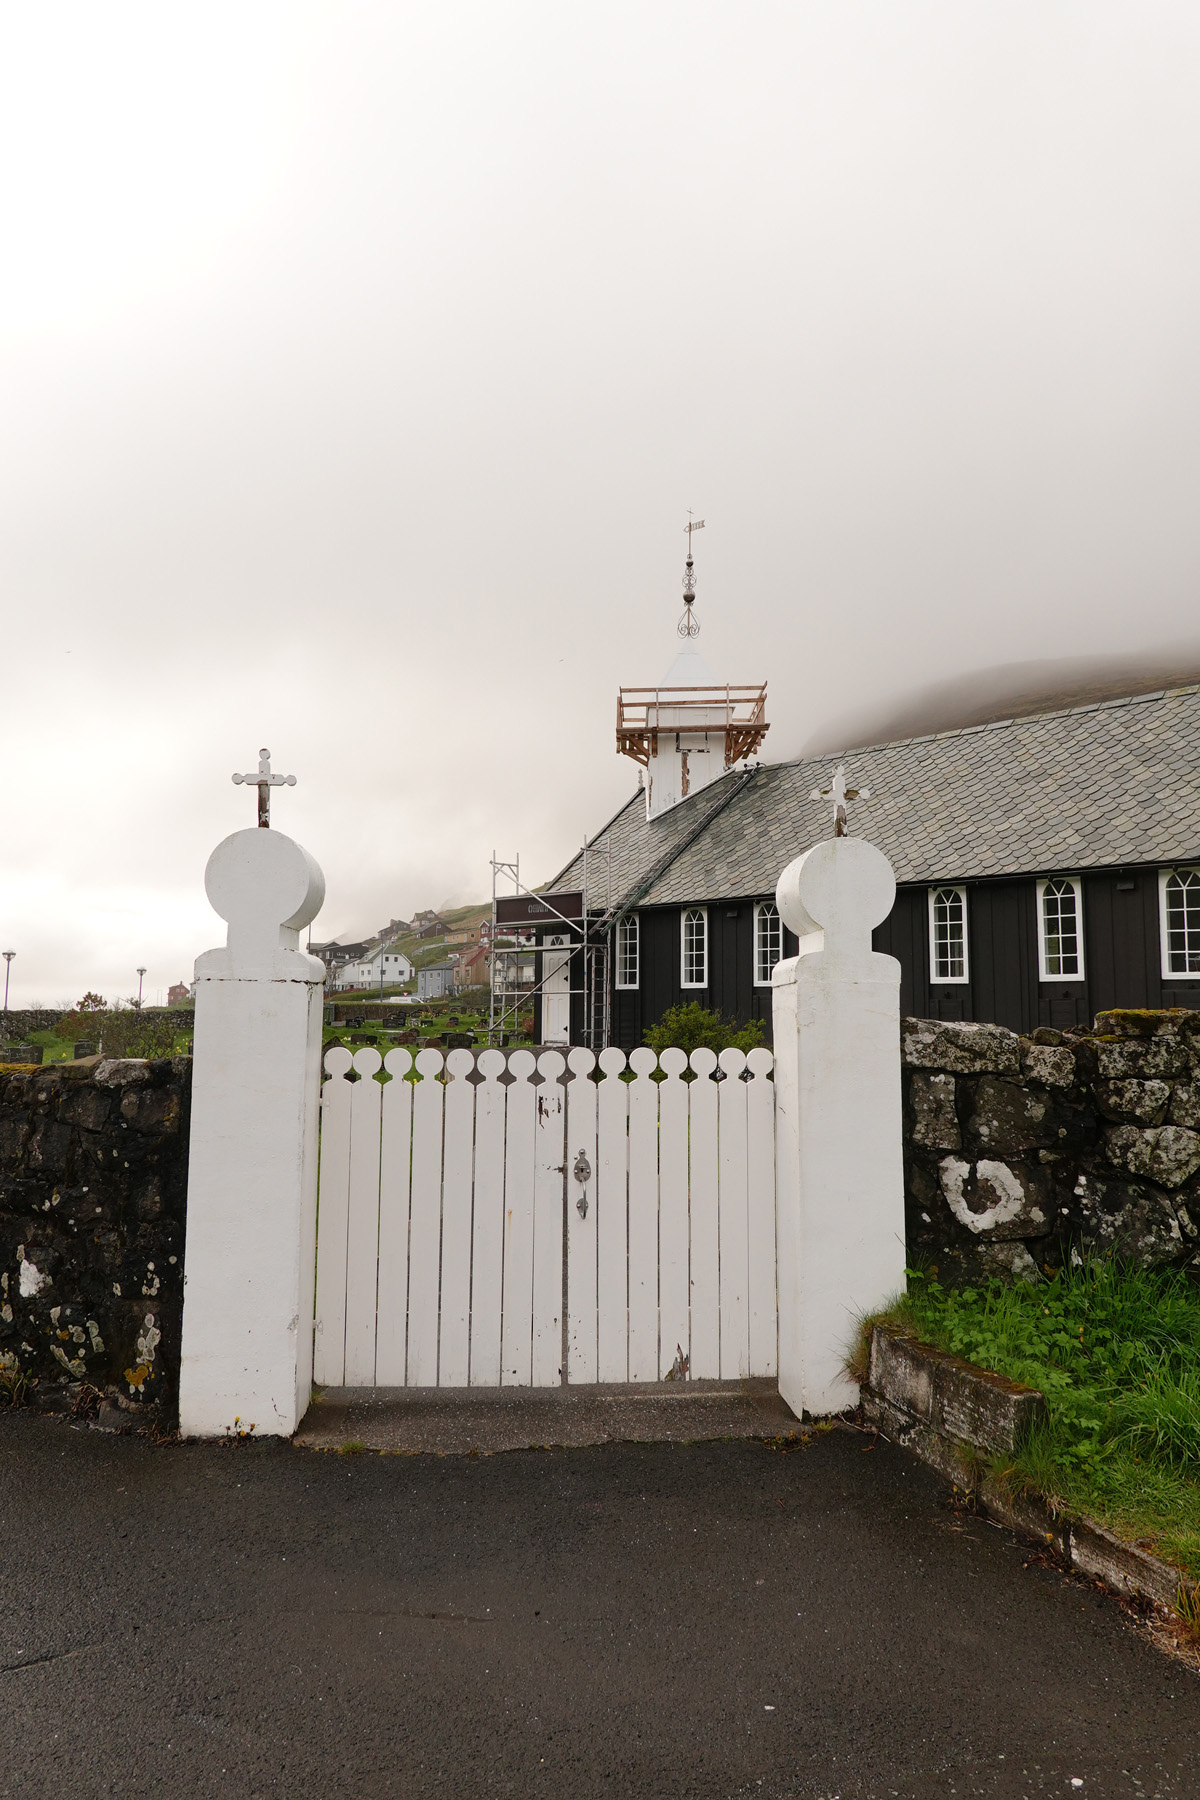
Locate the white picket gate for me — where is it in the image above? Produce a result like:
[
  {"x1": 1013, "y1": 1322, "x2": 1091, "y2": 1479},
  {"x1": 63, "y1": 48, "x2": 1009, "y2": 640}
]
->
[{"x1": 313, "y1": 1042, "x2": 777, "y2": 1389}]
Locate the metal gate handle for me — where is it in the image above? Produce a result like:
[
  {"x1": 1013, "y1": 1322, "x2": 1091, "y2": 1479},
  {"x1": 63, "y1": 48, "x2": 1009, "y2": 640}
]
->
[{"x1": 573, "y1": 1149, "x2": 591, "y2": 1218}]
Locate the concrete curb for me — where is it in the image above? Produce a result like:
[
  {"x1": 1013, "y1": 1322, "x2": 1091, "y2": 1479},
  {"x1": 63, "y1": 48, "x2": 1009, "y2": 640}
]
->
[{"x1": 862, "y1": 1325, "x2": 1197, "y2": 1618}]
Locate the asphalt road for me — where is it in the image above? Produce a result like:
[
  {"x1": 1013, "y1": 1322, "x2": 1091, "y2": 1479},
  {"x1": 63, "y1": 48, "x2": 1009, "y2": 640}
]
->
[{"x1": 1, "y1": 1412, "x2": 1197, "y2": 1800}]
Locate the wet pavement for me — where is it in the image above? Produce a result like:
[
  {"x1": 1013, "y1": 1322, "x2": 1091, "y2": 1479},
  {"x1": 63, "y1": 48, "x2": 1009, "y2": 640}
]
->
[{"x1": 1, "y1": 1409, "x2": 1197, "y2": 1799}]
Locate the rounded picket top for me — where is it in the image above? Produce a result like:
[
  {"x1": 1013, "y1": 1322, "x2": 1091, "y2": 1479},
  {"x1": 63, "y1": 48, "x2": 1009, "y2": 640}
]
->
[
  {"x1": 746, "y1": 1045, "x2": 774, "y2": 1077},
  {"x1": 323, "y1": 1045, "x2": 353, "y2": 1078},
  {"x1": 476, "y1": 1047, "x2": 506, "y2": 1081},
  {"x1": 383, "y1": 1046, "x2": 413, "y2": 1077},
  {"x1": 689, "y1": 1046, "x2": 718, "y2": 1077},
  {"x1": 446, "y1": 1047, "x2": 475, "y2": 1079},
  {"x1": 414, "y1": 1047, "x2": 444, "y2": 1079},
  {"x1": 658, "y1": 1046, "x2": 687, "y2": 1078},
  {"x1": 507, "y1": 1048, "x2": 536, "y2": 1081},
  {"x1": 352, "y1": 1046, "x2": 383, "y2": 1077},
  {"x1": 537, "y1": 1049, "x2": 566, "y2": 1081},
  {"x1": 567, "y1": 1046, "x2": 596, "y2": 1077},
  {"x1": 598, "y1": 1046, "x2": 627, "y2": 1078},
  {"x1": 629, "y1": 1046, "x2": 658, "y2": 1078},
  {"x1": 718, "y1": 1046, "x2": 747, "y2": 1078}
]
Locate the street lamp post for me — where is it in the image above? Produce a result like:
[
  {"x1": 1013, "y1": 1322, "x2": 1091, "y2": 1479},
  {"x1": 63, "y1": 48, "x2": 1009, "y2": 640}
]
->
[
  {"x1": 2, "y1": 951, "x2": 13, "y2": 1016},
  {"x1": 136, "y1": 967, "x2": 147, "y2": 1011}
]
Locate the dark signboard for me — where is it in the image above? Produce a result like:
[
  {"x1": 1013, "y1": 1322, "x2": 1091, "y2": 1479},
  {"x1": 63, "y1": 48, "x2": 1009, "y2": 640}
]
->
[{"x1": 494, "y1": 891, "x2": 584, "y2": 926}]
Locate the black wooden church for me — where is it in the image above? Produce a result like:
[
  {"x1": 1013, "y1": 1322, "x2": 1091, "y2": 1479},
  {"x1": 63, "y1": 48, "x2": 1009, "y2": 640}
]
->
[{"x1": 537, "y1": 661, "x2": 1200, "y2": 1047}]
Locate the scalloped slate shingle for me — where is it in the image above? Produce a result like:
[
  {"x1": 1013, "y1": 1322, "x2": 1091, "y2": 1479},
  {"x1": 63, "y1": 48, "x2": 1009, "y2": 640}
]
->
[{"x1": 553, "y1": 684, "x2": 1200, "y2": 912}]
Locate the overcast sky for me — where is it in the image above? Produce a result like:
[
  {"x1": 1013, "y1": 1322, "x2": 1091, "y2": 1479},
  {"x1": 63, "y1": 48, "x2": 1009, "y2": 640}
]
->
[{"x1": 3, "y1": 2, "x2": 1199, "y2": 1006}]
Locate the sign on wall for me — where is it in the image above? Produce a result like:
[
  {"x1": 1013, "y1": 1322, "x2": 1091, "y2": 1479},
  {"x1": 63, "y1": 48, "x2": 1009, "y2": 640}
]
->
[{"x1": 494, "y1": 891, "x2": 584, "y2": 927}]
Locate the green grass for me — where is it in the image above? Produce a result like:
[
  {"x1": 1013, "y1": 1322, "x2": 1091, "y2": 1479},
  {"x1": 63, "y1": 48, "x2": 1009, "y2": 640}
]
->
[{"x1": 884, "y1": 1260, "x2": 1200, "y2": 1578}]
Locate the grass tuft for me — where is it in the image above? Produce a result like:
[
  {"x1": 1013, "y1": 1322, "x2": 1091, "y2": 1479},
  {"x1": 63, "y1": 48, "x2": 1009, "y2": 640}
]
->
[{"x1": 881, "y1": 1259, "x2": 1200, "y2": 1580}]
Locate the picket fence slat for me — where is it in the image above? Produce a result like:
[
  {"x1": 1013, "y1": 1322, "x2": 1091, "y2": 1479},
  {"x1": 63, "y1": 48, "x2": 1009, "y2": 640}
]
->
[
  {"x1": 501, "y1": 1051, "x2": 537, "y2": 1386},
  {"x1": 407, "y1": 1049, "x2": 445, "y2": 1385},
  {"x1": 343, "y1": 1049, "x2": 383, "y2": 1385},
  {"x1": 438, "y1": 1050, "x2": 476, "y2": 1387},
  {"x1": 532, "y1": 1051, "x2": 566, "y2": 1386},
  {"x1": 657, "y1": 1048, "x2": 690, "y2": 1378},
  {"x1": 626, "y1": 1047, "x2": 660, "y2": 1382},
  {"x1": 746, "y1": 1045, "x2": 778, "y2": 1378},
  {"x1": 375, "y1": 1049, "x2": 414, "y2": 1384},
  {"x1": 595, "y1": 1046, "x2": 629, "y2": 1382},
  {"x1": 314, "y1": 1047, "x2": 354, "y2": 1386},
  {"x1": 565, "y1": 1048, "x2": 599, "y2": 1383},
  {"x1": 315, "y1": 1040, "x2": 777, "y2": 1392},
  {"x1": 687, "y1": 1048, "x2": 721, "y2": 1380},
  {"x1": 469, "y1": 1050, "x2": 506, "y2": 1386},
  {"x1": 718, "y1": 1048, "x2": 750, "y2": 1379}
]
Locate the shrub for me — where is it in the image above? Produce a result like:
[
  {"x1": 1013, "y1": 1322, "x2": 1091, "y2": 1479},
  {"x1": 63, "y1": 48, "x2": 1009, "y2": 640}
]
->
[{"x1": 643, "y1": 1002, "x2": 764, "y2": 1056}]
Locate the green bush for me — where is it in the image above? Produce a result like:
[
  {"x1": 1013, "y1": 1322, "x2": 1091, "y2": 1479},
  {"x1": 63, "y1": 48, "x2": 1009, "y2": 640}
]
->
[{"x1": 643, "y1": 1002, "x2": 764, "y2": 1055}]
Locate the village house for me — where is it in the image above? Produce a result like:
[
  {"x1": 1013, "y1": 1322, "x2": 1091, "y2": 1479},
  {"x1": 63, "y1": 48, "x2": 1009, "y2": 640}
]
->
[{"x1": 308, "y1": 937, "x2": 414, "y2": 992}]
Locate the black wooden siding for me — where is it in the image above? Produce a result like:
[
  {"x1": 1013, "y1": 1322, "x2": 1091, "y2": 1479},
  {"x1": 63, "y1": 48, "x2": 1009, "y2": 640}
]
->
[
  {"x1": 596, "y1": 863, "x2": 1196, "y2": 1046},
  {"x1": 607, "y1": 902, "x2": 798, "y2": 1050}
]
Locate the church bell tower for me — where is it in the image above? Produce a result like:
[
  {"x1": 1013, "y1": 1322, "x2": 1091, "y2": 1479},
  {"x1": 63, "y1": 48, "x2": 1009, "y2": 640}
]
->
[{"x1": 616, "y1": 521, "x2": 769, "y2": 820}]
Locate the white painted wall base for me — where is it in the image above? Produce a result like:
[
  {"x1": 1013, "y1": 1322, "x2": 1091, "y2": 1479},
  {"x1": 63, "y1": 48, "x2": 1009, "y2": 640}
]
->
[
  {"x1": 772, "y1": 836, "x2": 907, "y2": 1418},
  {"x1": 178, "y1": 829, "x2": 326, "y2": 1438}
]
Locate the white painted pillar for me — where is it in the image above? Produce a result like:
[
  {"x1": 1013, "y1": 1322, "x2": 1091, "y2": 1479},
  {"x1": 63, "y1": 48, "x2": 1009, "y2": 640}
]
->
[
  {"x1": 771, "y1": 836, "x2": 906, "y2": 1418},
  {"x1": 178, "y1": 829, "x2": 326, "y2": 1438}
]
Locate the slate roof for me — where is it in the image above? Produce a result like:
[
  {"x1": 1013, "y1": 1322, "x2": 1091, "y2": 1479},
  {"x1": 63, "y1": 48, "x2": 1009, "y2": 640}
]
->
[{"x1": 553, "y1": 683, "x2": 1200, "y2": 913}]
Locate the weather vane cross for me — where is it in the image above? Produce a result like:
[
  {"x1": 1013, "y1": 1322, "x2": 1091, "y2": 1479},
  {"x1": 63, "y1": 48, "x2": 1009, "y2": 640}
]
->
[
  {"x1": 233, "y1": 747, "x2": 296, "y2": 828},
  {"x1": 810, "y1": 763, "x2": 871, "y2": 838},
  {"x1": 678, "y1": 513, "x2": 705, "y2": 637}
]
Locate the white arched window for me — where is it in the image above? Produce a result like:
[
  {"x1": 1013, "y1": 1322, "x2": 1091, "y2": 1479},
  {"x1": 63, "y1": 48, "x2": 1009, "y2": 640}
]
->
[
  {"x1": 1160, "y1": 869, "x2": 1200, "y2": 977},
  {"x1": 681, "y1": 907, "x2": 707, "y2": 987},
  {"x1": 754, "y1": 901, "x2": 782, "y2": 986},
  {"x1": 928, "y1": 886, "x2": 968, "y2": 983},
  {"x1": 1037, "y1": 877, "x2": 1085, "y2": 980},
  {"x1": 616, "y1": 914, "x2": 640, "y2": 988}
]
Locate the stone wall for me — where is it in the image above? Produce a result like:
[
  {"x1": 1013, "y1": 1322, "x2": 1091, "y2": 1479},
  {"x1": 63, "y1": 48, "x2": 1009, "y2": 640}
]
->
[
  {"x1": 903, "y1": 1010, "x2": 1200, "y2": 1280},
  {"x1": 0, "y1": 1055, "x2": 190, "y2": 1424},
  {"x1": 0, "y1": 1010, "x2": 67, "y2": 1039}
]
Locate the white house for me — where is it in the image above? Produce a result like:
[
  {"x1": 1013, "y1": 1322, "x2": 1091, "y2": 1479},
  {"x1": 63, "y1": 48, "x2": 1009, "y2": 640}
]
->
[{"x1": 333, "y1": 946, "x2": 414, "y2": 992}]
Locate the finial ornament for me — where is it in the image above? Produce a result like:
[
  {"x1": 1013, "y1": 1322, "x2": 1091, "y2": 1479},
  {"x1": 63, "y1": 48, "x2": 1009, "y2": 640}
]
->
[
  {"x1": 233, "y1": 747, "x2": 297, "y2": 828},
  {"x1": 810, "y1": 763, "x2": 871, "y2": 838},
  {"x1": 678, "y1": 514, "x2": 704, "y2": 638}
]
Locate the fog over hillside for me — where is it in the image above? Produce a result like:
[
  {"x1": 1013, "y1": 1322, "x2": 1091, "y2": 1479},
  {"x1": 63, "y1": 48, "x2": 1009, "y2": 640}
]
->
[{"x1": 804, "y1": 643, "x2": 1200, "y2": 757}]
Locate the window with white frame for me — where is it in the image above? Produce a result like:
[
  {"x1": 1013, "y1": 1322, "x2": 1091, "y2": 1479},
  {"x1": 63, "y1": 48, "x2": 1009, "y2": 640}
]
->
[
  {"x1": 616, "y1": 914, "x2": 640, "y2": 988},
  {"x1": 754, "y1": 901, "x2": 782, "y2": 986},
  {"x1": 928, "y1": 886, "x2": 968, "y2": 983},
  {"x1": 1160, "y1": 869, "x2": 1200, "y2": 977},
  {"x1": 1037, "y1": 877, "x2": 1085, "y2": 979},
  {"x1": 681, "y1": 906, "x2": 707, "y2": 987}
]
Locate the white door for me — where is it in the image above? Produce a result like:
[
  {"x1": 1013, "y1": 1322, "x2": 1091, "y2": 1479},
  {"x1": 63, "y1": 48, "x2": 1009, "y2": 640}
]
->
[{"x1": 541, "y1": 934, "x2": 571, "y2": 1044}]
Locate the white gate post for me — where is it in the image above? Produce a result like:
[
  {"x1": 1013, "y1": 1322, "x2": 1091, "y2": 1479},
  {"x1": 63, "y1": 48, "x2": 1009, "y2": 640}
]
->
[
  {"x1": 178, "y1": 828, "x2": 326, "y2": 1437},
  {"x1": 771, "y1": 836, "x2": 905, "y2": 1417}
]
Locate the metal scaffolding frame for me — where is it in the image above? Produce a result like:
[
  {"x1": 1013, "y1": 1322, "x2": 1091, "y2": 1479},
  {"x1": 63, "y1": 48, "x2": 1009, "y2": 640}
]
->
[{"x1": 488, "y1": 841, "x2": 614, "y2": 1049}]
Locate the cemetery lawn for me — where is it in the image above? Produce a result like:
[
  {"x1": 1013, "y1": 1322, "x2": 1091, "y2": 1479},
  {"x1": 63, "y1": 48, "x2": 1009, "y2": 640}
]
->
[{"x1": 881, "y1": 1261, "x2": 1200, "y2": 1580}]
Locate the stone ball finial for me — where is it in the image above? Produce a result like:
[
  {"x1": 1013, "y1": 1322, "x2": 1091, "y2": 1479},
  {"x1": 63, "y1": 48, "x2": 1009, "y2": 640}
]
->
[
  {"x1": 776, "y1": 837, "x2": 895, "y2": 953},
  {"x1": 205, "y1": 829, "x2": 326, "y2": 944}
]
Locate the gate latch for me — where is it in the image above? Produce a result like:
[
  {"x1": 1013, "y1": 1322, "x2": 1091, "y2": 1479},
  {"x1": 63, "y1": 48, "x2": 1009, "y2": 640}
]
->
[{"x1": 573, "y1": 1149, "x2": 591, "y2": 1218}]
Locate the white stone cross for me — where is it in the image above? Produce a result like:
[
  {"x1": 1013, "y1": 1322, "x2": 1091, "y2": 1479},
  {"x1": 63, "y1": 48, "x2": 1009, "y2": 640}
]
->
[
  {"x1": 232, "y1": 747, "x2": 296, "y2": 828},
  {"x1": 810, "y1": 763, "x2": 870, "y2": 838}
]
